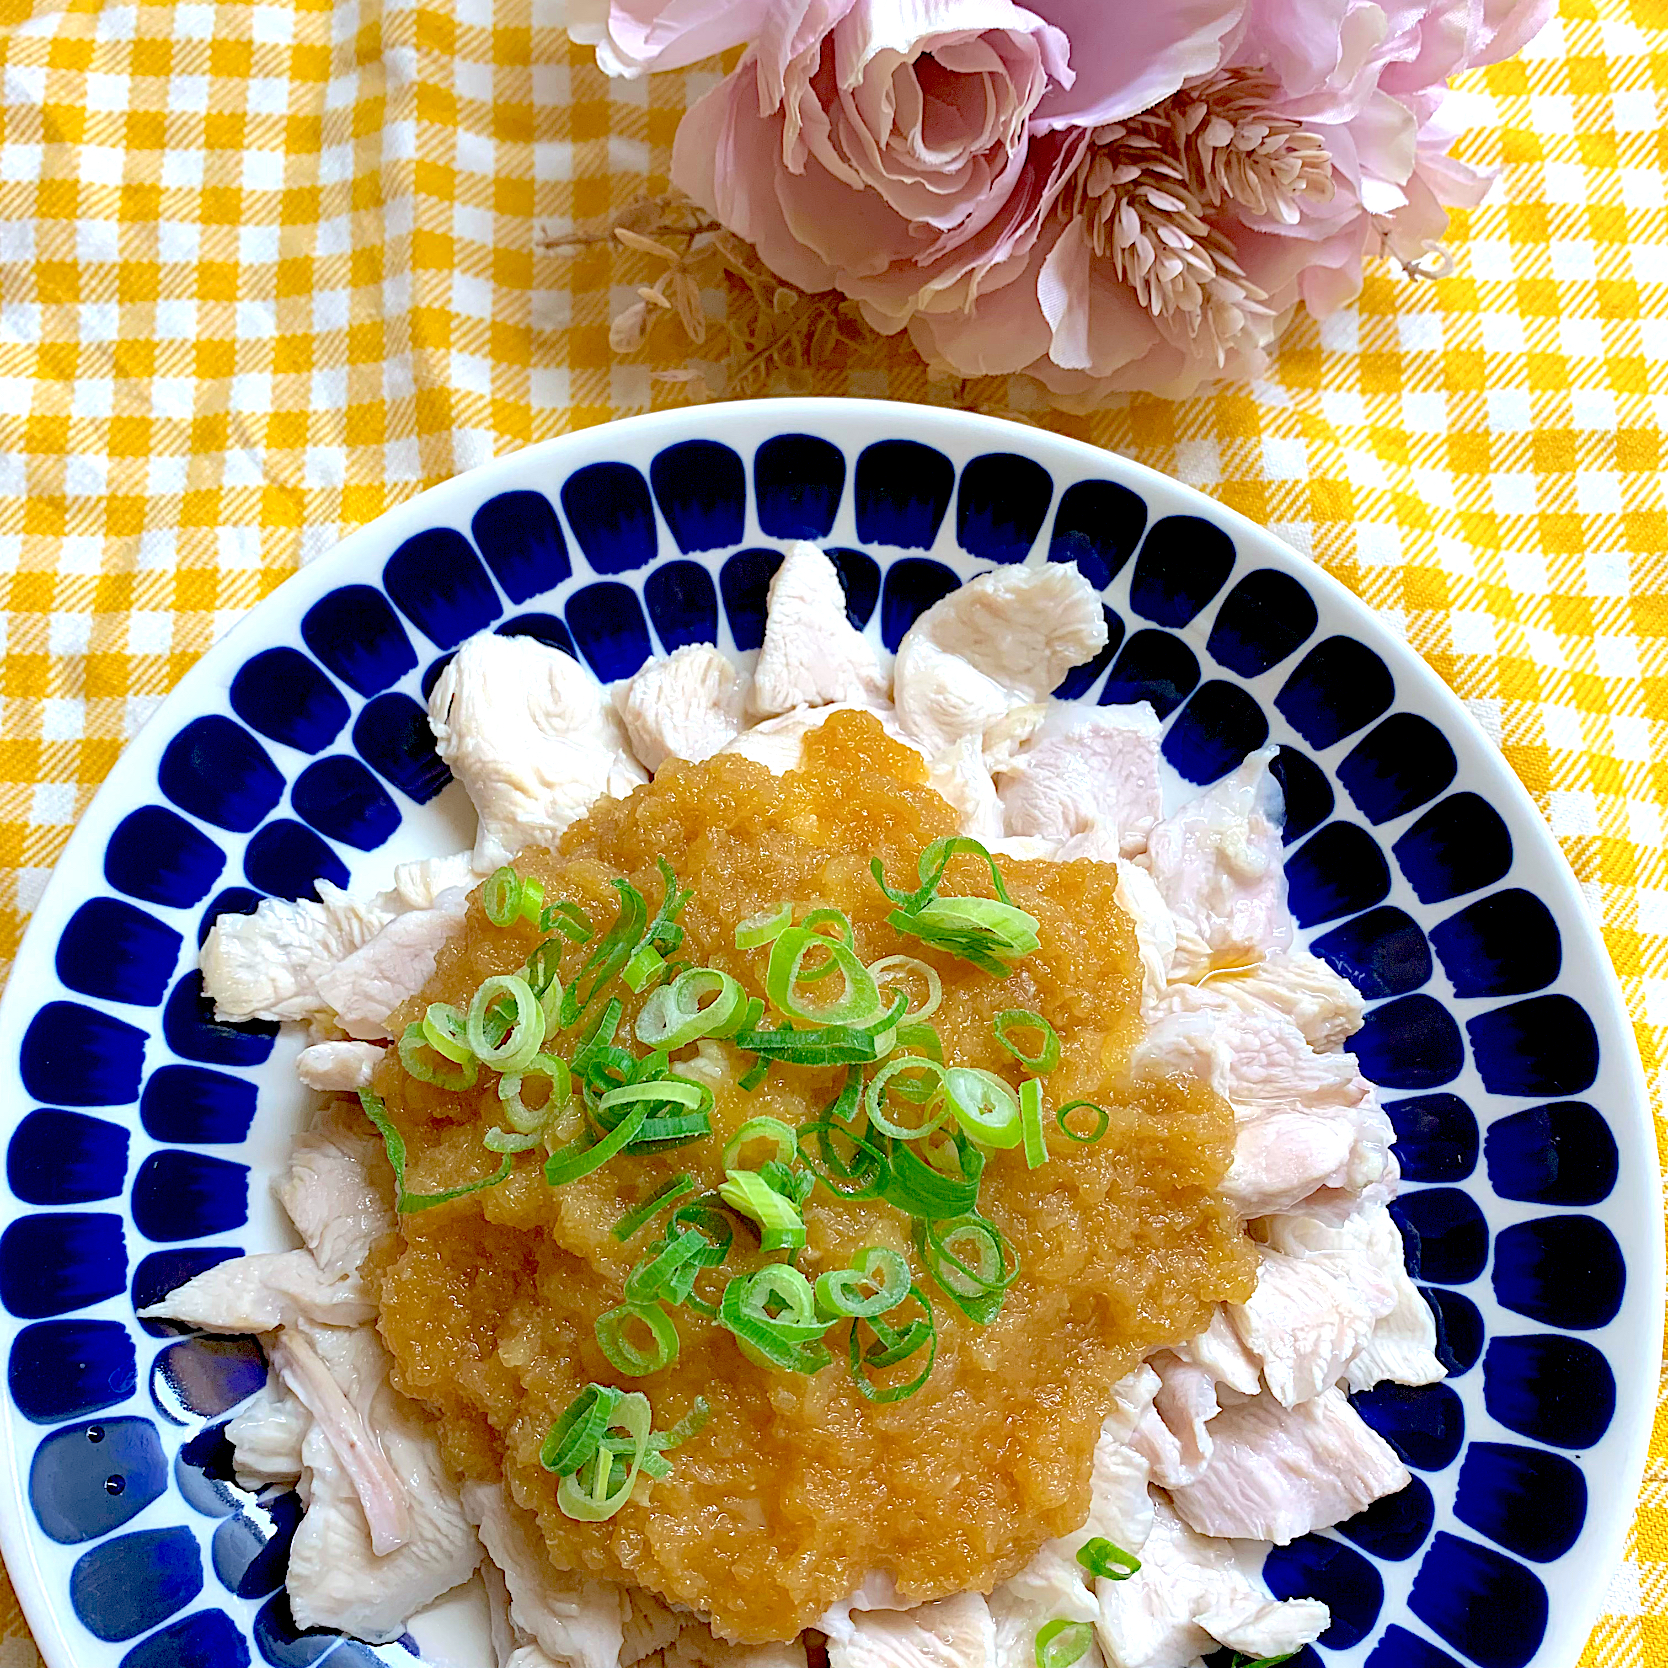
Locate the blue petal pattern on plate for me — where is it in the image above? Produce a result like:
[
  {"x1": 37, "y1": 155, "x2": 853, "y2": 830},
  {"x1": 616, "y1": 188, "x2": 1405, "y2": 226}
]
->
[{"x1": 0, "y1": 407, "x2": 1647, "y2": 1668}]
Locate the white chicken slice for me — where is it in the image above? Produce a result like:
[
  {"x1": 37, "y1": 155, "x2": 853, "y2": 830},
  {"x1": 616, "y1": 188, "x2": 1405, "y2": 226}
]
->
[
  {"x1": 750, "y1": 541, "x2": 888, "y2": 716},
  {"x1": 276, "y1": 1107, "x2": 396, "y2": 1281},
  {"x1": 892, "y1": 565, "x2": 1108, "y2": 758},
  {"x1": 314, "y1": 885, "x2": 471, "y2": 1040},
  {"x1": 285, "y1": 1322, "x2": 480, "y2": 1641},
  {"x1": 620, "y1": 642, "x2": 747, "y2": 770},
  {"x1": 1227, "y1": 1242, "x2": 1397, "y2": 1408},
  {"x1": 825, "y1": 1591, "x2": 996, "y2": 1668},
  {"x1": 722, "y1": 702, "x2": 927, "y2": 776},
  {"x1": 930, "y1": 735, "x2": 1006, "y2": 841},
  {"x1": 295, "y1": 1040, "x2": 384, "y2": 1093},
  {"x1": 1171, "y1": 1307, "x2": 1262, "y2": 1398},
  {"x1": 1159, "y1": 948, "x2": 1364, "y2": 1054},
  {"x1": 138, "y1": 1249, "x2": 376, "y2": 1332},
  {"x1": 1114, "y1": 860, "x2": 1176, "y2": 1020},
  {"x1": 1225, "y1": 1105, "x2": 1396, "y2": 1220},
  {"x1": 226, "y1": 1371, "x2": 309, "y2": 1492},
  {"x1": 1167, "y1": 1384, "x2": 1410, "y2": 1545},
  {"x1": 621, "y1": 1588, "x2": 684, "y2": 1666},
  {"x1": 1094, "y1": 1499, "x2": 1329, "y2": 1668},
  {"x1": 1141, "y1": 747, "x2": 1291, "y2": 980},
  {"x1": 429, "y1": 630, "x2": 647, "y2": 871},
  {"x1": 390, "y1": 850, "x2": 484, "y2": 909},
  {"x1": 462, "y1": 1480, "x2": 626, "y2": 1668},
  {"x1": 1130, "y1": 1354, "x2": 1220, "y2": 1489},
  {"x1": 665, "y1": 1619, "x2": 810, "y2": 1668},
  {"x1": 997, "y1": 705, "x2": 1163, "y2": 859},
  {"x1": 1264, "y1": 1207, "x2": 1446, "y2": 1392},
  {"x1": 200, "y1": 880, "x2": 395, "y2": 1025}
]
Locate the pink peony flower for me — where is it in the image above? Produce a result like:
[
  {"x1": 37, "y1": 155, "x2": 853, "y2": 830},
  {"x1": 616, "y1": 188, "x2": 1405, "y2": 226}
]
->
[{"x1": 566, "y1": 0, "x2": 770, "y2": 78}]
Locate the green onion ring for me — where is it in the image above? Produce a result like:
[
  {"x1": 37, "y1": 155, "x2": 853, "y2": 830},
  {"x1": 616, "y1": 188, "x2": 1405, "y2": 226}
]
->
[
  {"x1": 397, "y1": 1022, "x2": 479, "y2": 1091},
  {"x1": 867, "y1": 955, "x2": 943, "y2": 1021},
  {"x1": 734, "y1": 902, "x2": 793, "y2": 949},
  {"x1": 717, "y1": 1168, "x2": 806, "y2": 1252},
  {"x1": 846, "y1": 1282, "x2": 937, "y2": 1403},
  {"x1": 797, "y1": 1117, "x2": 888, "y2": 1201},
  {"x1": 556, "y1": 1390, "x2": 652, "y2": 1521},
  {"x1": 865, "y1": 1057, "x2": 949, "y2": 1141},
  {"x1": 635, "y1": 968, "x2": 743, "y2": 1050},
  {"x1": 944, "y1": 1067, "x2": 1022, "y2": 1148},
  {"x1": 879, "y1": 1133, "x2": 983, "y2": 1217},
  {"x1": 467, "y1": 974, "x2": 545, "y2": 1074},
  {"x1": 613, "y1": 1175, "x2": 698, "y2": 1242},
  {"x1": 815, "y1": 1247, "x2": 911, "y2": 1321},
  {"x1": 420, "y1": 1002, "x2": 472, "y2": 1064},
  {"x1": 561, "y1": 879, "x2": 647, "y2": 1028},
  {"x1": 622, "y1": 944, "x2": 666, "y2": 993},
  {"x1": 542, "y1": 899, "x2": 594, "y2": 943},
  {"x1": 500, "y1": 1054, "x2": 569, "y2": 1134},
  {"x1": 518, "y1": 875, "x2": 545, "y2": 925},
  {"x1": 483, "y1": 866, "x2": 522, "y2": 927},
  {"x1": 1076, "y1": 1536, "x2": 1141, "y2": 1581},
  {"x1": 915, "y1": 1213, "x2": 1019, "y2": 1325},
  {"x1": 994, "y1": 1008, "x2": 1062, "y2": 1074},
  {"x1": 359, "y1": 1090, "x2": 511, "y2": 1212},
  {"x1": 723, "y1": 1116, "x2": 798, "y2": 1170},
  {"x1": 1034, "y1": 1620, "x2": 1093, "y2": 1668},
  {"x1": 624, "y1": 1225, "x2": 712, "y2": 1305},
  {"x1": 793, "y1": 906, "x2": 854, "y2": 984},
  {"x1": 717, "y1": 1268, "x2": 832, "y2": 1374},
  {"x1": 1056, "y1": 1100, "x2": 1111, "y2": 1144},
  {"x1": 894, "y1": 1021, "x2": 945, "y2": 1062},
  {"x1": 594, "y1": 1301, "x2": 680, "y2": 1376},
  {"x1": 766, "y1": 926, "x2": 882, "y2": 1028},
  {"x1": 540, "y1": 1383, "x2": 620, "y2": 1476},
  {"x1": 1020, "y1": 1076, "x2": 1048, "y2": 1169},
  {"x1": 543, "y1": 1098, "x2": 649, "y2": 1187}
]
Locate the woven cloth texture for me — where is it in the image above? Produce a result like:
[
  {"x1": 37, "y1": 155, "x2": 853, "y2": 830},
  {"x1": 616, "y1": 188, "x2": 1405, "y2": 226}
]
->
[{"x1": 0, "y1": 0, "x2": 1664, "y2": 1660}]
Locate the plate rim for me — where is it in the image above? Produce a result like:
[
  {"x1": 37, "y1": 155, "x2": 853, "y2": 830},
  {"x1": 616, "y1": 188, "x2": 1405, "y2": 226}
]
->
[{"x1": 0, "y1": 395, "x2": 1656, "y2": 1668}]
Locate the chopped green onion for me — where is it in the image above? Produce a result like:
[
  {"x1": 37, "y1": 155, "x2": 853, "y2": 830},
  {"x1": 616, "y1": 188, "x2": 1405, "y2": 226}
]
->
[
  {"x1": 914, "y1": 1213, "x2": 1018, "y2": 1325},
  {"x1": 731, "y1": 1023, "x2": 881, "y2": 1065},
  {"x1": 815, "y1": 1247, "x2": 911, "y2": 1321},
  {"x1": 1035, "y1": 1620, "x2": 1093, "y2": 1668},
  {"x1": 718, "y1": 1266, "x2": 831, "y2": 1373},
  {"x1": 598, "y1": 1078, "x2": 706, "y2": 1115},
  {"x1": 540, "y1": 1383, "x2": 620, "y2": 1475},
  {"x1": 519, "y1": 875, "x2": 545, "y2": 925},
  {"x1": 421, "y1": 1002, "x2": 473, "y2": 1064},
  {"x1": 359, "y1": 1090, "x2": 512, "y2": 1212},
  {"x1": 483, "y1": 866, "x2": 522, "y2": 927},
  {"x1": 398, "y1": 1022, "x2": 479, "y2": 1091},
  {"x1": 718, "y1": 1167, "x2": 806, "y2": 1252},
  {"x1": 636, "y1": 968, "x2": 744, "y2": 1050},
  {"x1": 723, "y1": 1116, "x2": 799, "y2": 1170},
  {"x1": 467, "y1": 974, "x2": 545, "y2": 1074},
  {"x1": 735, "y1": 902, "x2": 793, "y2": 949},
  {"x1": 794, "y1": 907, "x2": 855, "y2": 983},
  {"x1": 944, "y1": 1067, "x2": 1022, "y2": 1148},
  {"x1": 542, "y1": 899, "x2": 594, "y2": 943},
  {"x1": 846, "y1": 1281, "x2": 936, "y2": 1402},
  {"x1": 653, "y1": 1397, "x2": 711, "y2": 1451},
  {"x1": 499, "y1": 1054, "x2": 569, "y2": 1134},
  {"x1": 1056, "y1": 1100, "x2": 1110, "y2": 1144},
  {"x1": 879, "y1": 1132, "x2": 984, "y2": 1218},
  {"x1": 638, "y1": 858, "x2": 693, "y2": 956},
  {"x1": 1076, "y1": 1537, "x2": 1140, "y2": 1581},
  {"x1": 595, "y1": 1301, "x2": 679, "y2": 1375},
  {"x1": 767, "y1": 926, "x2": 882, "y2": 1028},
  {"x1": 561, "y1": 879, "x2": 647, "y2": 1027},
  {"x1": 1230, "y1": 1655, "x2": 1297, "y2": 1668},
  {"x1": 737, "y1": 1059, "x2": 770, "y2": 1093},
  {"x1": 555, "y1": 1389, "x2": 652, "y2": 1521},
  {"x1": 797, "y1": 1101, "x2": 888, "y2": 1202},
  {"x1": 866, "y1": 1057, "x2": 949, "y2": 1141},
  {"x1": 867, "y1": 954, "x2": 943, "y2": 1021},
  {"x1": 543, "y1": 1098, "x2": 649, "y2": 1187},
  {"x1": 894, "y1": 1021, "x2": 944, "y2": 1062},
  {"x1": 613, "y1": 1175, "x2": 698, "y2": 1241},
  {"x1": 573, "y1": 997, "x2": 624, "y2": 1074},
  {"x1": 624, "y1": 1224, "x2": 713, "y2": 1306},
  {"x1": 1020, "y1": 1077, "x2": 1048, "y2": 1169},
  {"x1": 622, "y1": 944, "x2": 666, "y2": 992},
  {"x1": 871, "y1": 835, "x2": 1018, "y2": 913},
  {"x1": 994, "y1": 1009, "x2": 1061, "y2": 1074},
  {"x1": 757, "y1": 1158, "x2": 813, "y2": 1207},
  {"x1": 736, "y1": 995, "x2": 765, "y2": 1032}
]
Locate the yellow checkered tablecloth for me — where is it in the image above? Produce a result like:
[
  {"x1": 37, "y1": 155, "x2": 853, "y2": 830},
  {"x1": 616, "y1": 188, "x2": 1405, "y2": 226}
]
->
[{"x1": 0, "y1": 0, "x2": 1663, "y2": 1660}]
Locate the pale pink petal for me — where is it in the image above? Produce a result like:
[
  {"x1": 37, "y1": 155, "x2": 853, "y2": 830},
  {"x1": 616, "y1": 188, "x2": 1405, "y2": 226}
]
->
[
  {"x1": 569, "y1": 0, "x2": 771, "y2": 77},
  {"x1": 1037, "y1": 214, "x2": 1093, "y2": 369}
]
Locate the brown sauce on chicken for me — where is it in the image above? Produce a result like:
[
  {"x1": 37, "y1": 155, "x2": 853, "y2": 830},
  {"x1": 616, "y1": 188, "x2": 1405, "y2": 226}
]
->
[{"x1": 369, "y1": 711, "x2": 1254, "y2": 1641}]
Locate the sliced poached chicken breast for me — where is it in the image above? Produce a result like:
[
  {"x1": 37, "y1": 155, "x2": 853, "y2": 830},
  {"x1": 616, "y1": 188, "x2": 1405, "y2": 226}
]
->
[
  {"x1": 620, "y1": 642, "x2": 747, "y2": 771},
  {"x1": 750, "y1": 541, "x2": 887, "y2": 716}
]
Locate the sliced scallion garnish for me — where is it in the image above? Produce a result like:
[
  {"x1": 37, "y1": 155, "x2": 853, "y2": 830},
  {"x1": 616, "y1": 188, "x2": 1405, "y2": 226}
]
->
[
  {"x1": 1076, "y1": 1536, "x2": 1140, "y2": 1581},
  {"x1": 466, "y1": 974, "x2": 544, "y2": 1074},
  {"x1": 1020, "y1": 1076, "x2": 1048, "y2": 1169},
  {"x1": 944, "y1": 1067, "x2": 1021, "y2": 1149},
  {"x1": 594, "y1": 1300, "x2": 679, "y2": 1375},
  {"x1": 718, "y1": 1265, "x2": 831, "y2": 1373},
  {"x1": 421, "y1": 1002, "x2": 472, "y2": 1064},
  {"x1": 498, "y1": 1054, "x2": 569, "y2": 1134},
  {"x1": 866, "y1": 1056, "x2": 949, "y2": 1141},
  {"x1": 636, "y1": 968, "x2": 744, "y2": 1050},
  {"x1": 540, "y1": 1382, "x2": 619, "y2": 1475},
  {"x1": 561, "y1": 879, "x2": 647, "y2": 1028},
  {"x1": 914, "y1": 1212, "x2": 1018, "y2": 1325},
  {"x1": 846, "y1": 1280, "x2": 936, "y2": 1403},
  {"x1": 766, "y1": 926, "x2": 881, "y2": 1027},
  {"x1": 994, "y1": 1009, "x2": 1061, "y2": 1074},
  {"x1": 359, "y1": 1089, "x2": 512, "y2": 1212},
  {"x1": 398, "y1": 1022, "x2": 479, "y2": 1091},
  {"x1": 483, "y1": 865, "x2": 522, "y2": 927},
  {"x1": 867, "y1": 954, "x2": 942, "y2": 1021},
  {"x1": 879, "y1": 1131, "x2": 983, "y2": 1218},
  {"x1": 613, "y1": 1175, "x2": 698, "y2": 1241},
  {"x1": 541, "y1": 899, "x2": 593, "y2": 943},
  {"x1": 624, "y1": 1224, "x2": 713, "y2": 1306},
  {"x1": 731, "y1": 1022, "x2": 881, "y2": 1066},
  {"x1": 1034, "y1": 1620, "x2": 1093, "y2": 1668},
  {"x1": 735, "y1": 902, "x2": 793, "y2": 949},
  {"x1": 1056, "y1": 1100, "x2": 1110, "y2": 1144},
  {"x1": 723, "y1": 1116, "x2": 798, "y2": 1170},
  {"x1": 543, "y1": 1097, "x2": 650, "y2": 1187},
  {"x1": 555, "y1": 1389, "x2": 652, "y2": 1521},
  {"x1": 718, "y1": 1167, "x2": 807, "y2": 1251},
  {"x1": 814, "y1": 1247, "x2": 911, "y2": 1321},
  {"x1": 622, "y1": 944, "x2": 666, "y2": 992},
  {"x1": 794, "y1": 906, "x2": 855, "y2": 983}
]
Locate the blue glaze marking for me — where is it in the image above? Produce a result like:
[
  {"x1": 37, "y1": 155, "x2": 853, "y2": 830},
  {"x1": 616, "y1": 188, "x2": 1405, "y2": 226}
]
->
[
  {"x1": 1311, "y1": 906, "x2": 1431, "y2": 999},
  {"x1": 827, "y1": 546, "x2": 882, "y2": 630},
  {"x1": 955, "y1": 451, "x2": 1053, "y2": 564},
  {"x1": 7, "y1": 1110, "x2": 129, "y2": 1205},
  {"x1": 644, "y1": 561, "x2": 720, "y2": 652},
  {"x1": 1393, "y1": 1187, "x2": 1489, "y2": 1284},
  {"x1": 163, "y1": 972, "x2": 277, "y2": 1068},
  {"x1": 253, "y1": 1589, "x2": 348, "y2": 1666},
  {"x1": 1285, "y1": 821, "x2": 1391, "y2": 928},
  {"x1": 1161, "y1": 679, "x2": 1268, "y2": 785},
  {"x1": 1393, "y1": 792, "x2": 1513, "y2": 905},
  {"x1": 0, "y1": 1214, "x2": 126, "y2": 1319},
  {"x1": 104, "y1": 807, "x2": 226, "y2": 910},
  {"x1": 565, "y1": 581, "x2": 654, "y2": 681},
  {"x1": 1492, "y1": 1215, "x2": 1625, "y2": 1330},
  {"x1": 213, "y1": 1490, "x2": 303, "y2": 1599},
  {"x1": 1455, "y1": 1441, "x2": 1587, "y2": 1563},
  {"x1": 1468, "y1": 994, "x2": 1598, "y2": 1097},
  {"x1": 150, "y1": 1337, "x2": 267, "y2": 1426},
  {"x1": 651, "y1": 440, "x2": 747, "y2": 554},
  {"x1": 30, "y1": 1416, "x2": 167, "y2": 1544},
  {"x1": 1485, "y1": 1100, "x2": 1617, "y2": 1207},
  {"x1": 1052, "y1": 607, "x2": 1124, "y2": 701},
  {"x1": 141, "y1": 1065, "x2": 257, "y2": 1145},
  {"x1": 1098, "y1": 628, "x2": 1199, "y2": 719},
  {"x1": 1408, "y1": 1531, "x2": 1547, "y2": 1668},
  {"x1": 1275, "y1": 636, "x2": 1396, "y2": 751},
  {"x1": 1207, "y1": 568, "x2": 1319, "y2": 677},
  {"x1": 174, "y1": 1421, "x2": 250, "y2": 1520},
  {"x1": 159, "y1": 717, "x2": 285, "y2": 835},
  {"x1": 132, "y1": 1249, "x2": 243, "y2": 1337},
  {"x1": 1337, "y1": 714, "x2": 1459, "y2": 825},
  {"x1": 300, "y1": 585, "x2": 416, "y2": 698},
  {"x1": 132, "y1": 1152, "x2": 249, "y2": 1242},
  {"x1": 198, "y1": 888, "x2": 262, "y2": 949},
  {"x1": 1271, "y1": 746, "x2": 1334, "y2": 845},
  {"x1": 21, "y1": 1002, "x2": 148, "y2": 1106},
  {"x1": 854, "y1": 440, "x2": 955, "y2": 549},
  {"x1": 1483, "y1": 1333, "x2": 1614, "y2": 1449},
  {"x1": 1338, "y1": 1473, "x2": 1437, "y2": 1562},
  {"x1": 754, "y1": 434, "x2": 846, "y2": 540},
  {"x1": 71, "y1": 1525, "x2": 203, "y2": 1641},
  {"x1": 9, "y1": 1321, "x2": 136, "y2": 1424},
  {"x1": 1431, "y1": 889, "x2": 1562, "y2": 999},
  {"x1": 353, "y1": 692, "x2": 451, "y2": 805},
  {"x1": 719, "y1": 548, "x2": 784, "y2": 653},
  {"x1": 1366, "y1": 1624, "x2": 1467, "y2": 1668},
  {"x1": 1352, "y1": 994, "x2": 1464, "y2": 1091},
  {"x1": 120, "y1": 1607, "x2": 250, "y2": 1668},
  {"x1": 1351, "y1": 1381, "x2": 1466, "y2": 1472},
  {"x1": 1263, "y1": 1535, "x2": 1384, "y2": 1649},
  {"x1": 471, "y1": 490, "x2": 572, "y2": 604},
  {"x1": 382, "y1": 527, "x2": 502, "y2": 648},
  {"x1": 242, "y1": 819, "x2": 350, "y2": 902},
  {"x1": 879, "y1": 557, "x2": 960, "y2": 652},
  {"x1": 561, "y1": 462, "x2": 659, "y2": 575},
  {"x1": 1425, "y1": 1286, "x2": 1484, "y2": 1378},
  {"x1": 1129, "y1": 515, "x2": 1235, "y2": 628},
  {"x1": 497, "y1": 613, "x2": 578, "y2": 657},
  {"x1": 1047, "y1": 479, "x2": 1147, "y2": 590},
  {"x1": 291, "y1": 756, "x2": 399, "y2": 853},
  {"x1": 229, "y1": 649, "x2": 349, "y2": 755},
  {"x1": 1383, "y1": 1094, "x2": 1479, "y2": 1184}
]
